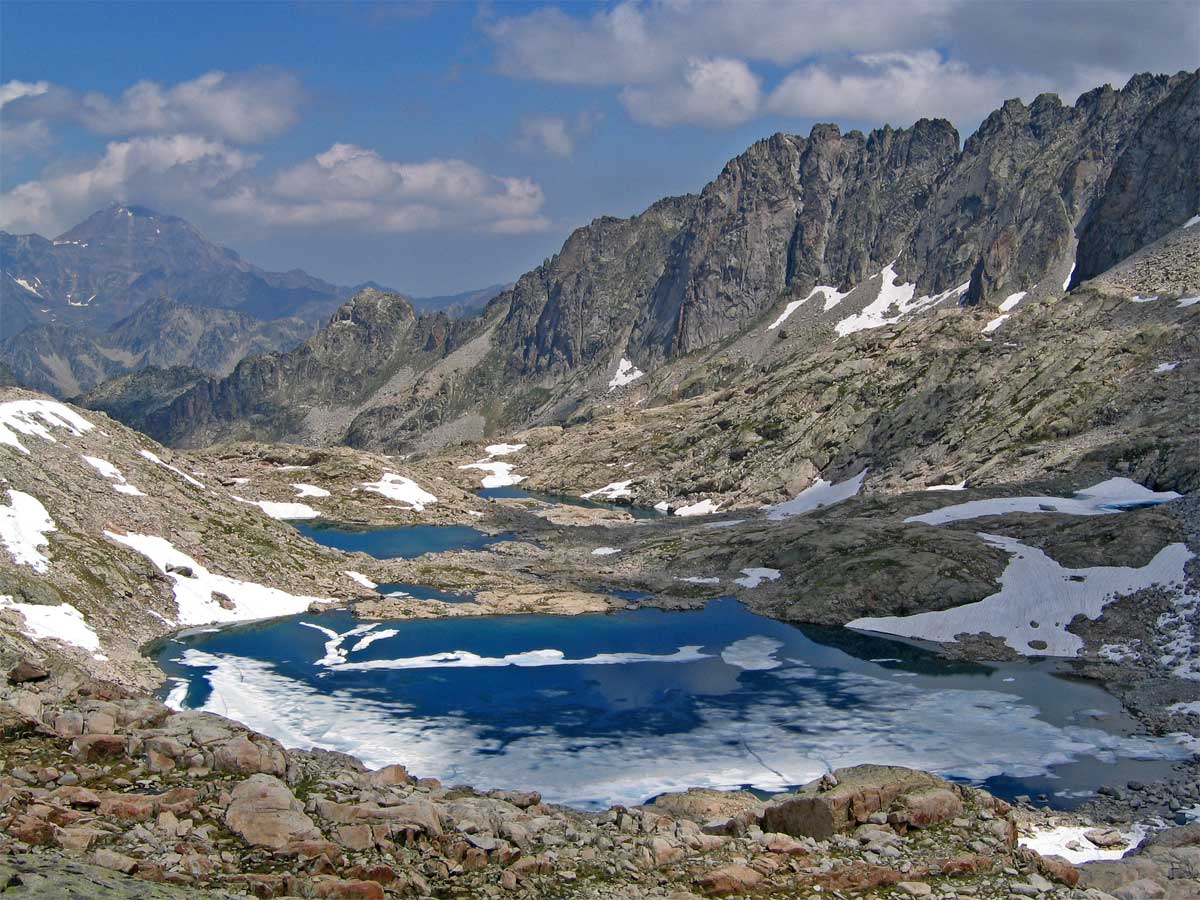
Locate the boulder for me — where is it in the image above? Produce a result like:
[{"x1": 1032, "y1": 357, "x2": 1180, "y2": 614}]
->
[
  {"x1": 225, "y1": 773, "x2": 320, "y2": 849},
  {"x1": 695, "y1": 863, "x2": 763, "y2": 895},
  {"x1": 213, "y1": 734, "x2": 287, "y2": 776},
  {"x1": 8, "y1": 660, "x2": 49, "y2": 683},
  {"x1": 762, "y1": 766, "x2": 950, "y2": 839}
]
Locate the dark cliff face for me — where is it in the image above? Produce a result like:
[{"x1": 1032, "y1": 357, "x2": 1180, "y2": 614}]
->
[
  {"x1": 1073, "y1": 71, "x2": 1200, "y2": 284},
  {"x1": 90, "y1": 71, "x2": 1199, "y2": 450}
]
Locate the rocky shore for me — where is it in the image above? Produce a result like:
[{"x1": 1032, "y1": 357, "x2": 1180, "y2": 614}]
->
[{"x1": 4, "y1": 662, "x2": 1197, "y2": 900}]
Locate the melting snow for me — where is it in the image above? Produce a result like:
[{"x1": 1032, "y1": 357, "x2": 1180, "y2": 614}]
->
[
  {"x1": 82, "y1": 455, "x2": 145, "y2": 496},
  {"x1": 1131, "y1": 294, "x2": 1158, "y2": 303},
  {"x1": 848, "y1": 533, "x2": 1193, "y2": 657},
  {"x1": 460, "y1": 460, "x2": 525, "y2": 489},
  {"x1": 1063, "y1": 262, "x2": 1076, "y2": 291},
  {"x1": 140, "y1": 450, "x2": 205, "y2": 488},
  {"x1": 768, "y1": 285, "x2": 849, "y2": 330},
  {"x1": 926, "y1": 481, "x2": 967, "y2": 492},
  {"x1": 835, "y1": 264, "x2": 966, "y2": 336},
  {"x1": 906, "y1": 477, "x2": 1180, "y2": 526},
  {"x1": 1019, "y1": 824, "x2": 1147, "y2": 864},
  {"x1": 0, "y1": 490, "x2": 56, "y2": 573},
  {"x1": 734, "y1": 567, "x2": 781, "y2": 588},
  {"x1": 675, "y1": 576, "x2": 720, "y2": 584},
  {"x1": 1169, "y1": 701, "x2": 1200, "y2": 716},
  {"x1": 999, "y1": 291, "x2": 1027, "y2": 313},
  {"x1": 104, "y1": 531, "x2": 332, "y2": 625},
  {"x1": 1154, "y1": 362, "x2": 1179, "y2": 374},
  {"x1": 981, "y1": 314, "x2": 1010, "y2": 334},
  {"x1": 485, "y1": 443, "x2": 525, "y2": 456},
  {"x1": 0, "y1": 399, "x2": 95, "y2": 455},
  {"x1": 361, "y1": 473, "x2": 438, "y2": 510},
  {"x1": 233, "y1": 496, "x2": 319, "y2": 520},
  {"x1": 608, "y1": 358, "x2": 644, "y2": 391},
  {"x1": 674, "y1": 498, "x2": 721, "y2": 517},
  {"x1": 653, "y1": 501, "x2": 671, "y2": 513},
  {"x1": 328, "y1": 645, "x2": 711, "y2": 672},
  {"x1": 292, "y1": 483, "x2": 330, "y2": 498},
  {"x1": 345, "y1": 571, "x2": 377, "y2": 590},
  {"x1": 1183, "y1": 214, "x2": 1200, "y2": 229},
  {"x1": 1178, "y1": 295, "x2": 1200, "y2": 308},
  {"x1": 592, "y1": 547, "x2": 621, "y2": 556},
  {"x1": 0, "y1": 596, "x2": 100, "y2": 653},
  {"x1": 582, "y1": 480, "x2": 633, "y2": 500},
  {"x1": 767, "y1": 471, "x2": 866, "y2": 521}
]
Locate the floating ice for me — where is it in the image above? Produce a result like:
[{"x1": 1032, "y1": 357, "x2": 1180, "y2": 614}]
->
[{"x1": 721, "y1": 636, "x2": 783, "y2": 670}]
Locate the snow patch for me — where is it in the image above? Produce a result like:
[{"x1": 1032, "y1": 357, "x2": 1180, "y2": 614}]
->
[
  {"x1": 104, "y1": 531, "x2": 331, "y2": 626},
  {"x1": 233, "y1": 496, "x2": 318, "y2": 520},
  {"x1": 292, "y1": 483, "x2": 330, "y2": 499},
  {"x1": 582, "y1": 480, "x2": 633, "y2": 500},
  {"x1": 926, "y1": 481, "x2": 967, "y2": 492},
  {"x1": 1184, "y1": 214, "x2": 1200, "y2": 229},
  {"x1": 734, "y1": 568, "x2": 781, "y2": 589},
  {"x1": 361, "y1": 473, "x2": 438, "y2": 510},
  {"x1": 140, "y1": 450, "x2": 205, "y2": 488},
  {"x1": 345, "y1": 571, "x2": 377, "y2": 590},
  {"x1": 981, "y1": 314, "x2": 1010, "y2": 334},
  {"x1": 459, "y1": 461, "x2": 524, "y2": 489},
  {"x1": 0, "y1": 490, "x2": 56, "y2": 573},
  {"x1": 1168, "y1": 701, "x2": 1200, "y2": 716},
  {"x1": 999, "y1": 291, "x2": 1027, "y2": 313},
  {"x1": 766, "y1": 470, "x2": 866, "y2": 521},
  {"x1": 1131, "y1": 294, "x2": 1158, "y2": 303},
  {"x1": 835, "y1": 264, "x2": 966, "y2": 336},
  {"x1": 82, "y1": 455, "x2": 145, "y2": 496},
  {"x1": 607, "y1": 358, "x2": 644, "y2": 391},
  {"x1": 768, "y1": 285, "x2": 849, "y2": 329},
  {"x1": 849, "y1": 534, "x2": 1193, "y2": 657},
  {"x1": 674, "y1": 498, "x2": 720, "y2": 517},
  {"x1": 1019, "y1": 824, "x2": 1147, "y2": 864},
  {"x1": 1154, "y1": 362, "x2": 1179, "y2": 374},
  {"x1": 0, "y1": 399, "x2": 95, "y2": 455},
  {"x1": 906, "y1": 477, "x2": 1180, "y2": 526},
  {"x1": 592, "y1": 547, "x2": 621, "y2": 556},
  {"x1": 13, "y1": 277, "x2": 42, "y2": 297},
  {"x1": 0, "y1": 596, "x2": 100, "y2": 653},
  {"x1": 1063, "y1": 262, "x2": 1075, "y2": 291},
  {"x1": 1179, "y1": 295, "x2": 1200, "y2": 308},
  {"x1": 485, "y1": 443, "x2": 525, "y2": 457},
  {"x1": 675, "y1": 576, "x2": 720, "y2": 584}
]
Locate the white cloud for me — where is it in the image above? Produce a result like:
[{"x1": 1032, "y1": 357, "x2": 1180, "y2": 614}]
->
[
  {"x1": 767, "y1": 51, "x2": 1120, "y2": 126},
  {"x1": 516, "y1": 115, "x2": 575, "y2": 157},
  {"x1": 216, "y1": 143, "x2": 548, "y2": 233},
  {"x1": 2, "y1": 70, "x2": 303, "y2": 144},
  {"x1": 0, "y1": 137, "x2": 548, "y2": 237},
  {"x1": 622, "y1": 57, "x2": 761, "y2": 128},
  {"x1": 0, "y1": 134, "x2": 257, "y2": 235},
  {"x1": 483, "y1": 0, "x2": 1195, "y2": 130}
]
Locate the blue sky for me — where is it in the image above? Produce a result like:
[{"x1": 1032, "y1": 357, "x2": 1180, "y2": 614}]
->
[{"x1": 2, "y1": 1, "x2": 1196, "y2": 296}]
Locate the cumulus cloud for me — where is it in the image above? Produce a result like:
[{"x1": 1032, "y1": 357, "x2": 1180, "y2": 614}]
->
[
  {"x1": 0, "y1": 138, "x2": 549, "y2": 237},
  {"x1": 219, "y1": 143, "x2": 548, "y2": 233},
  {"x1": 622, "y1": 58, "x2": 761, "y2": 128},
  {"x1": 516, "y1": 116, "x2": 575, "y2": 157},
  {"x1": 765, "y1": 51, "x2": 1116, "y2": 127},
  {"x1": 2, "y1": 69, "x2": 303, "y2": 144},
  {"x1": 484, "y1": 0, "x2": 1199, "y2": 129}
]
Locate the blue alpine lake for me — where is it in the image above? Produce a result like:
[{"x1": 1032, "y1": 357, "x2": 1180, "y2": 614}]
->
[
  {"x1": 293, "y1": 522, "x2": 512, "y2": 558},
  {"x1": 158, "y1": 517, "x2": 1192, "y2": 810}
]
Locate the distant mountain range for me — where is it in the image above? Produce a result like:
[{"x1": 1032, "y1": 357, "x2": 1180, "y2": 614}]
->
[
  {"x1": 83, "y1": 70, "x2": 1197, "y2": 455},
  {"x1": 0, "y1": 205, "x2": 505, "y2": 396}
]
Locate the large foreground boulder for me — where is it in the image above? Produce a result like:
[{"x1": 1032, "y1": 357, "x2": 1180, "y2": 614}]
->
[
  {"x1": 761, "y1": 766, "x2": 964, "y2": 839},
  {"x1": 224, "y1": 774, "x2": 320, "y2": 849}
]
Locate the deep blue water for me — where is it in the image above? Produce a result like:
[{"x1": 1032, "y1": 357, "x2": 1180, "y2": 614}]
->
[
  {"x1": 477, "y1": 486, "x2": 666, "y2": 519},
  {"x1": 294, "y1": 522, "x2": 511, "y2": 559},
  {"x1": 157, "y1": 597, "x2": 1188, "y2": 809}
]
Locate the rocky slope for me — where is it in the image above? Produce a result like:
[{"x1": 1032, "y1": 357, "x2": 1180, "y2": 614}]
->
[
  {"x1": 0, "y1": 300, "x2": 313, "y2": 398},
  {"x1": 100, "y1": 70, "x2": 1198, "y2": 454}
]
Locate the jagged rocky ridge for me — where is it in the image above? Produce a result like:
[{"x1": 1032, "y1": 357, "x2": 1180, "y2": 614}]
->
[{"x1": 93, "y1": 70, "x2": 1199, "y2": 453}]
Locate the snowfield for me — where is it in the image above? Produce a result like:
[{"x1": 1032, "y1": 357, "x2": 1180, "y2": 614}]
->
[
  {"x1": 0, "y1": 595, "x2": 101, "y2": 654},
  {"x1": 83, "y1": 456, "x2": 146, "y2": 496},
  {"x1": 104, "y1": 531, "x2": 332, "y2": 626},
  {"x1": 767, "y1": 471, "x2": 866, "y2": 521},
  {"x1": 582, "y1": 480, "x2": 633, "y2": 500},
  {"x1": 0, "y1": 399, "x2": 95, "y2": 455},
  {"x1": 848, "y1": 534, "x2": 1193, "y2": 657},
  {"x1": 234, "y1": 496, "x2": 320, "y2": 520},
  {"x1": 361, "y1": 473, "x2": 438, "y2": 510},
  {"x1": 607, "y1": 358, "x2": 644, "y2": 391},
  {"x1": 0, "y1": 489, "x2": 56, "y2": 573},
  {"x1": 906, "y1": 478, "x2": 1180, "y2": 526},
  {"x1": 674, "y1": 498, "x2": 721, "y2": 517},
  {"x1": 140, "y1": 449, "x2": 205, "y2": 488},
  {"x1": 459, "y1": 460, "x2": 525, "y2": 489}
]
